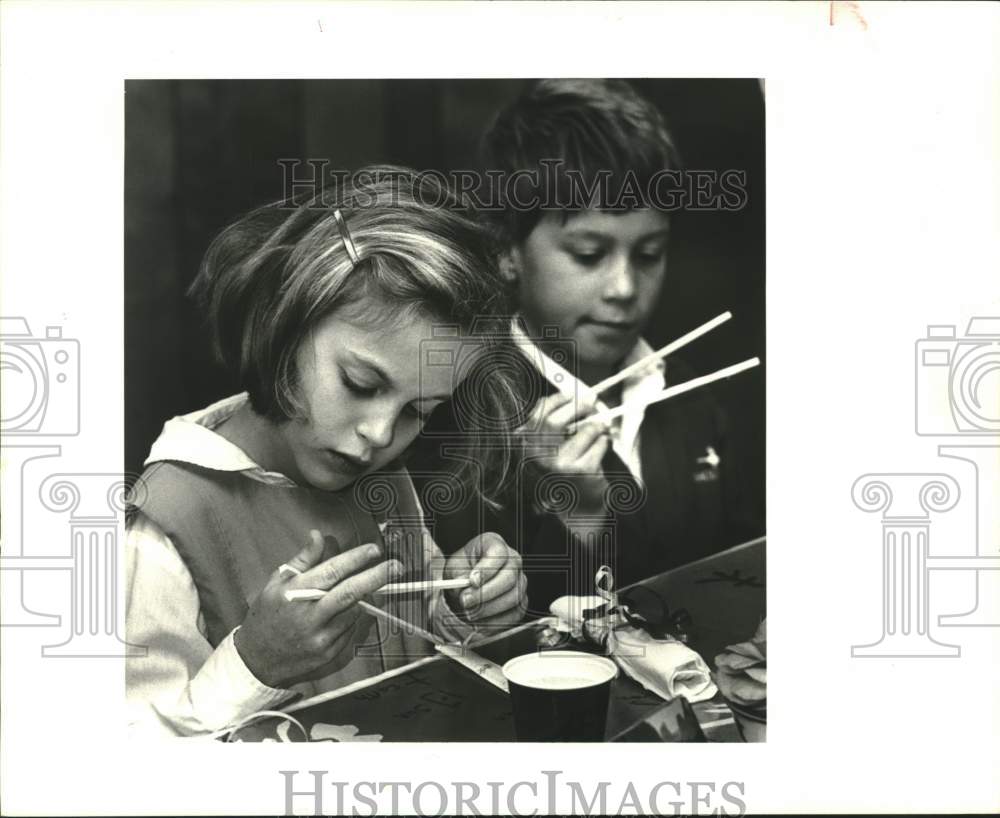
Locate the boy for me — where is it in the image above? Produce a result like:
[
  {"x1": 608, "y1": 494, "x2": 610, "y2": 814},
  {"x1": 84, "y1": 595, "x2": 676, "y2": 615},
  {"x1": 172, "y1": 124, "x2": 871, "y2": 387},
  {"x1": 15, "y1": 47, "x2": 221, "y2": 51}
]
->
[{"x1": 416, "y1": 79, "x2": 761, "y2": 614}]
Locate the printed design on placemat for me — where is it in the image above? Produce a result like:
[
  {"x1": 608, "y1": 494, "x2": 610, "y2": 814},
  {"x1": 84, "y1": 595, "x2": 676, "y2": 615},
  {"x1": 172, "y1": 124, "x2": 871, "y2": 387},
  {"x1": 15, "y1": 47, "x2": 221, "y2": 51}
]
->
[{"x1": 694, "y1": 569, "x2": 764, "y2": 589}]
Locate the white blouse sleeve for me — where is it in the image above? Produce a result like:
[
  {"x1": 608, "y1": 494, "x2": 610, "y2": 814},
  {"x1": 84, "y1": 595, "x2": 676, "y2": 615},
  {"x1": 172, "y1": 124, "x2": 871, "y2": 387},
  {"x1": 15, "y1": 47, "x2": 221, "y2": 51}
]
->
[{"x1": 125, "y1": 512, "x2": 295, "y2": 737}]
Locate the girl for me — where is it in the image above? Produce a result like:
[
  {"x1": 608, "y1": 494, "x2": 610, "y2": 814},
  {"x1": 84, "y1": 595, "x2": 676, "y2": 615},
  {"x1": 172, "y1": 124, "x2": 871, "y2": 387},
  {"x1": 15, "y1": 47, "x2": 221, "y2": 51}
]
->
[{"x1": 126, "y1": 167, "x2": 528, "y2": 737}]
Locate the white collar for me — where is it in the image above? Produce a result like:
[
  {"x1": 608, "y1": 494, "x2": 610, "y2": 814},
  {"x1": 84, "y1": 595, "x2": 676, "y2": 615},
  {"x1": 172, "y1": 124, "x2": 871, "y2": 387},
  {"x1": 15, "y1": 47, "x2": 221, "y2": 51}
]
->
[{"x1": 144, "y1": 393, "x2": 297, "y2": 486}]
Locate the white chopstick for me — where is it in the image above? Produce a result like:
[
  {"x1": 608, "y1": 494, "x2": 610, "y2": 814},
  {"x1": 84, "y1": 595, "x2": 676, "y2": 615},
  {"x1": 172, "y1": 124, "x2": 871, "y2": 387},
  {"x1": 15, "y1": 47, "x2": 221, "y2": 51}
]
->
[
  {"x1": 283, "y1": 588, "x2": 327, "y2": 601},
  {"x1": 361, "y1": 602, "x2": 509, "y2": 691},
  {"x1": 283, "y1": 576, "x2": 470, "y2": 602},
  {"x1": 278, "y1": 591, "x2": 445, "y2": 641},
  {"x1": 357, "y1": 599, "x2": 441, "y2": 645},
  {"x1": 572, "y1": 356, "x2": 761, "y2": 431},
  {"x1": 283, "y1": 592, "x2": 444, "y2": 644},
  {"x1": 376, "y1": 577, "x2": 471, "y2": 595},
  {"x1": 278, "y1": 563, "x2": 304, "y2": 579},
  {"x1": 435, "y1": 643, "x2": 509, "y2": 692},
  {"x1": 589, "y1": 311, "x2": 732, "y2": 396}
]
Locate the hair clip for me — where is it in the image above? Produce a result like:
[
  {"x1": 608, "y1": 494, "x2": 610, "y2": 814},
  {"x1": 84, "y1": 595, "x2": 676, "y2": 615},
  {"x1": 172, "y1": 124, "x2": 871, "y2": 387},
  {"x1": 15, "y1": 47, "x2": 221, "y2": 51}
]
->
[{"x1": 333, "y1": 209, "x2": 360, "y2": 266}]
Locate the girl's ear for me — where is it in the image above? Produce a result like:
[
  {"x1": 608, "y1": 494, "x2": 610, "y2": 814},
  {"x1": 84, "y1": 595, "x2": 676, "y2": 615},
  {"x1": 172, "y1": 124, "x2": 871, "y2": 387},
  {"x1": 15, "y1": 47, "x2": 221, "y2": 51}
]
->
[{"x1": 498, "y1": 248, "x2": 521, "y2": 283}]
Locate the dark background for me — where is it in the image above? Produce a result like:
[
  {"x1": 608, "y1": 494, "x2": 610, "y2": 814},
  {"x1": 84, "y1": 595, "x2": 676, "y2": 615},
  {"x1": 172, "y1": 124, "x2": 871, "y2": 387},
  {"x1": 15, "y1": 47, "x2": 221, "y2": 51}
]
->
[{"x1": 125, "y1": 79, "x2": 765, "y2": 524}]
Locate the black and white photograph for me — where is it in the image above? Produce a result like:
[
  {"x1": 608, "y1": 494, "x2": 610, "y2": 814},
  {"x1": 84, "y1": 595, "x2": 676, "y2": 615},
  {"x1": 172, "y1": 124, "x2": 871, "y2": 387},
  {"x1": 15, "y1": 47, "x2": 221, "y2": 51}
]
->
[
  {"x1": 124, "y1": 78, "x2": 766, "y2": 743},
  {"x1": 2, "y1": 2, "x2": 997, "y2": 816}
]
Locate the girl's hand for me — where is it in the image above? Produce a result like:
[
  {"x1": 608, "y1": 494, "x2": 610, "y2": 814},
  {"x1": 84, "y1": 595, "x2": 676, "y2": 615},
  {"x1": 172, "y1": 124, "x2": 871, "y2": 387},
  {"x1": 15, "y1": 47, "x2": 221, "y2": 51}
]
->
[
  {"x1": 520, "y1": 392, "x2": 611, "y2": 517},
  {"x1": 234, "y1": 530, "x2": 404, "y2": 689},
  {"x1": 444, "y1": 532, "x2": 527, "y2": 630}
]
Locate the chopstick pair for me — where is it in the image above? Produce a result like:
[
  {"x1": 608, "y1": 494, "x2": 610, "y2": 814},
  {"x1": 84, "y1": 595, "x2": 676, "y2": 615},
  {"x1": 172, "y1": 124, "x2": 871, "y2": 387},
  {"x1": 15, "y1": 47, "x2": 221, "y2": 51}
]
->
[
  {"x1": 569, "y1": 356, "x2": 761, "y2": 433},
  {"x1": 563, "y1": 310, "x2": 758, "y2": 433},
  {"x1": 588, "y1": 311, "x2": 733, "y2": 396},
  {"x1": 279, "y1": 562, "x2": 508, "y2": 690}
]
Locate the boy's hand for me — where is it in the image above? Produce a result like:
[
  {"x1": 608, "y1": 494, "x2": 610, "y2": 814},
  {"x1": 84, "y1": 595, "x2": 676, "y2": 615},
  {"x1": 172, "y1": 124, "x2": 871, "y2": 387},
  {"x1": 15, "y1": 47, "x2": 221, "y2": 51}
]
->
[
  {"x1": 234, "y1": 530, "x2": 404, "y2": 689},
  {"x1": 444, "y1": 532, "x2": 527, "y2": 630},
  {"x1": 520, "y1": 392, "x2": 611, "y2": 517}
]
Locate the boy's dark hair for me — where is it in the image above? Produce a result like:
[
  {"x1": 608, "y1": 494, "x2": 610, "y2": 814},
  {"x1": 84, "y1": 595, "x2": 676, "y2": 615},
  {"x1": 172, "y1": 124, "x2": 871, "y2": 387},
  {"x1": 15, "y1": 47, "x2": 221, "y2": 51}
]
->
[{"x1": 482, "y1": 78, "x2": 680, "y2": 244}]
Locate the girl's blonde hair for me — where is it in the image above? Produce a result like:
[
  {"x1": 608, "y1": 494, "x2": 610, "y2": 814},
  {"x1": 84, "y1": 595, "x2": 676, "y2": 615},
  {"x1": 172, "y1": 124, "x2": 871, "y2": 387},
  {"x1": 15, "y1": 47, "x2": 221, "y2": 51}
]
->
[{"x1": 189, "y1": 165, "x2": 529, "y2": 500}]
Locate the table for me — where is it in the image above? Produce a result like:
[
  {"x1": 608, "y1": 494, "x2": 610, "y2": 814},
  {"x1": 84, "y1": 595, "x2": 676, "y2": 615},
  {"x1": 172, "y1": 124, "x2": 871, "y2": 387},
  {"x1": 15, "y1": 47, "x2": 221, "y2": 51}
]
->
[{"x1": 230, "y1": 537, "x2": 765, "y2": 742}]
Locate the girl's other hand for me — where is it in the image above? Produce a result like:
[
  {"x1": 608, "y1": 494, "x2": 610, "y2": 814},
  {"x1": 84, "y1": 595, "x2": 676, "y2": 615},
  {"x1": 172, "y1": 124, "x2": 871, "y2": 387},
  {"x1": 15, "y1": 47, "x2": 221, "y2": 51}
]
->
[
  {"x1": 444, "y1": 532, "x2": 527, "y2": 631},
  {"x1": 234, "y1": 530, "x2": 404, "y2": 688}
]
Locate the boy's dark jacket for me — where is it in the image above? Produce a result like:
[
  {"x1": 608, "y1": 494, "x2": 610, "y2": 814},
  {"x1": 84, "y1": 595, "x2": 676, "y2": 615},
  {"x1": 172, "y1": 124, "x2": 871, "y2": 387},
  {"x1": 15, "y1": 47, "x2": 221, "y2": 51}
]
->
[{"x1": 409, "y1": 356, "x2": 762, "y2": 616}]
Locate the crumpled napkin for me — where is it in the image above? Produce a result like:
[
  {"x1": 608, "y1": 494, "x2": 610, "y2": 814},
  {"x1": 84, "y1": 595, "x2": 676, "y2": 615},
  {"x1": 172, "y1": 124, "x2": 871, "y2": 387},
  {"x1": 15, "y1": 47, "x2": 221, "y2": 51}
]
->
[
  {"x1": 549, "y1": 595, "x2": 717, "y2": 704},
  {"x1": 613, "y1": 628, "x2": 718, "y2": 703},
  {"x1": 714, "y1": 619, "x2": 766, "y2": 710}
]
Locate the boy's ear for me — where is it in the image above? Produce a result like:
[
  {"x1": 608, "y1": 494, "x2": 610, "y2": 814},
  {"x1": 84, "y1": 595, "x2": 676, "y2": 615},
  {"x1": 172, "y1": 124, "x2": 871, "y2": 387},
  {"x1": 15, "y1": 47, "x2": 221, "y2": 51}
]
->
[{"x1": 498, "y1": 248, "x2": 521, "y2": 283}]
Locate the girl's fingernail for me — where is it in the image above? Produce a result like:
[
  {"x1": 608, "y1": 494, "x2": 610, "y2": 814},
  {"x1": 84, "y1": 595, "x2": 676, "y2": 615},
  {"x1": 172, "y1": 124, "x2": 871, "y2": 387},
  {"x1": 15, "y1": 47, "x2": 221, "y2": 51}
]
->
[
  {"x1": 461, "y1": 591, "x2": 473, "y2": 607},
  {"x1": 470, "y1": 570, "x2": 482, "y2": 588}
]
